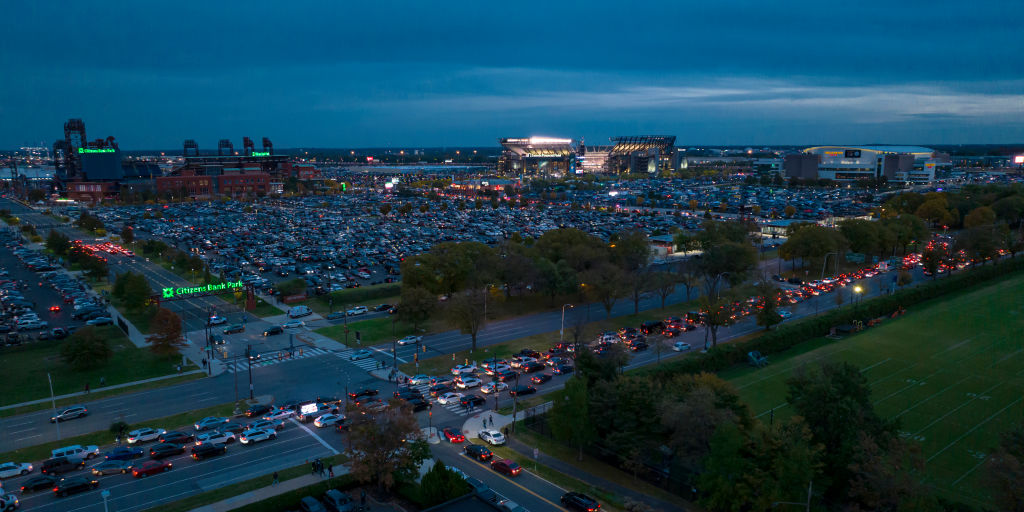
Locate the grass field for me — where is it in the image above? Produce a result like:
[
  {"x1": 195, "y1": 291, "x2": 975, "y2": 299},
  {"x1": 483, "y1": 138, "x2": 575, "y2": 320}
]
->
[
  {"x1": 725, "y1": 273, "x2": 1024, "y2": 507},
  {"x1": 0, "y1": 325, "x2": 198, "y2": 407}
]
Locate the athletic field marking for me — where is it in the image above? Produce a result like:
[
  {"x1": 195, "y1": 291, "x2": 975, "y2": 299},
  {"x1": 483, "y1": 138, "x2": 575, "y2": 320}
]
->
[
  {"x1": 861, "y1": 357, "x2": 893, "y2": 372},
  {"x1": 927, "y1": 397, "x2": 1023, "y2": 463},
  {"x1": 753, "y1": 358, "x2": 899, "y2": 418},
  {"x1": 952, "y1": 454, "x2": 991, "y2": 486},
  {"x1": 912, "y1": 383, "x2": 1002, "y2": 436},
  {"x1": 872, "y1": 369, "x2": 944, "y2": 405},
  {"x1": 934, "y1": 338, "x2": 972, "y2": 356},
  {"x1": 892, "y1": 376, "x2": 974, "y2": 419},
  {"x1": 995, "y1": 348, "x2": 1024, "y2": 364}
]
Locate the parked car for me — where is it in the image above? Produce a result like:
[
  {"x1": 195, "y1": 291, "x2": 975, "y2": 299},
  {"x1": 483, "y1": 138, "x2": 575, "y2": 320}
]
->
[
  {"x1": 346, "y1": 306, "x2": 367, "y2": 316},
  {"x1": 299, "y1": 496, "x2": 328, "y2": 512},
  {"x1": 132, "y1": 460, "x2": 172, "y2": 478},
  {"x1": 52, "y1": 475, "x2": 99, "y2": 496},
  {"x1": 322, "y1": 488, "x2": 356, "y2": 512},
  {"x1": 490, "y1": 459, "x2": 522, "y2": 477}
]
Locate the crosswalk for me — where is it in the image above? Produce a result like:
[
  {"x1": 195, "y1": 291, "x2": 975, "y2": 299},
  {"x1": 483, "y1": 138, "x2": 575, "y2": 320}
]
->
[
  {"x1": 334, "y1": 349, "x2": 388, "y2": 372},
  {"x1": 222, "y1": 347, "x2": 331, "y2": 373}
]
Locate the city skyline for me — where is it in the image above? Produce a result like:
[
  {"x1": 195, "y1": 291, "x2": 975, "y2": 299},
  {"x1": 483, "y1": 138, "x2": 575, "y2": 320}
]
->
[{"x1": 2, "y1": 1, "x2": 1023, "y2": 148}]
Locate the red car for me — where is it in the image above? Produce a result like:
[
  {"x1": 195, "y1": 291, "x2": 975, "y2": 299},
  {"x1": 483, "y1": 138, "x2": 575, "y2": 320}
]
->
[
  {"x1": 490, "y1": 458, "x2": 522, "y2": 477},
  {"x1": 132, "y1": 460, "x2": 171, "y2": 478},
  {"x1": 49, "y1": 305, "x2": 61, "y2": 312},
  {"x1": 442, "y1": 427, "x2": 465, "y2": 443}
]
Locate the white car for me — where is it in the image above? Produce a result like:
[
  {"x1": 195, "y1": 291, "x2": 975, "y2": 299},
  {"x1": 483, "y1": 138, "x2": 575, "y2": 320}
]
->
[
  {"x1": 455, "y1": 377, "x2": 481, "y2": 389},
  {"x1": 239, "y1": 428, "x2": 277, "y2": 445},
  {"x1": 0, "y1": 462, "x2": 32, "y2": 479},
  {"x1": 779, "y1": 310, "x2": 794, "y2": 320},
  {"x1": 397, "y1": 335, "x2": 422, "y2": 346},
  {"x1": 0, "y1": 494, "x2": 18, "y2": 512},
  {"x1": 479, "y1": 429, "x2": 506, "y2": 446},
  {"x1": 409, "y1": 374, "x2": 430, "y2": 385},
  {"x1": 195, "y1": 431, "x2": 234, "y2": 446},
  {"x1": 263, "y1": 409, "x2": 295, "y2": 421},
  {"x1": 451, "y1": 364, "x2": 477, "y2": 375},
  {"x1": 480, "y1": 382, "x2": 508, "y2": 394},
  {"x1": 483, "y1": 364, "x2": 511, "y2": 375},
  {"x1": 282, "y1": 320, "x2": 305, "y2": 329},
  {"x1": 126, "y1": 428, "x2": 167, "y2": 444},
  {"x1": 437, "y1": 392, "x2": 464, "y2": 405},
  {"x1": 314, "y1": 414, "x2": 345, "y2": 428},
  {"x1": 346, "y1": 306, "x2": 368, "y2": 316},
  {"x1": 208, "y1": 315, "x2": 227, "y2": 326},
  {"x1": 509, "y1": 357, "x2": 536, "y2": 369},
  {"x1": 349, "y1": 349, "x2": 373, "y2": 361},
  {"x1": 672, "y1": 342, "x2": 692, "y2": 352}
]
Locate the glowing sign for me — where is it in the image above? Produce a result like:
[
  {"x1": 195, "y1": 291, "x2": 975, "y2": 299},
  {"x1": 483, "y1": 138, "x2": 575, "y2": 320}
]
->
[
  {"x1": 1015, "y1": 155, "x2": 1024, "y2": 164},
  {"x1": 529, "y1": 137, "x2": 572, "y2": 145},
  {"x1": 161, "y1": 280, "x2": 243, "y2": 299},
  {"x1": 77, "y1": 148, "x2": 116, "y2": 154},
  {"x1": 252, "y1": 151, "x2": 270, "y2": 157},
  {"x1": 300, "y1": 403, "x2": 319, "y2": 415}
]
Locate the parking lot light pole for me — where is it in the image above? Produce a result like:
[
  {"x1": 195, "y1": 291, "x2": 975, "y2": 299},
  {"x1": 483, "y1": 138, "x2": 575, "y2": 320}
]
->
[
  {"x1": 246, "y1": 344, "x2": 254, "y2": 400},
  {"x1": 560, "y1": 304, "x2": 574, "y2": 343}
]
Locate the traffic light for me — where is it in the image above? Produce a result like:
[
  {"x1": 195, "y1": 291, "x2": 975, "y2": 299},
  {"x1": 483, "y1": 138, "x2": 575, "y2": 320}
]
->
[{"x1": 414, "y1": 353, "x2": 418, "y2": 363}]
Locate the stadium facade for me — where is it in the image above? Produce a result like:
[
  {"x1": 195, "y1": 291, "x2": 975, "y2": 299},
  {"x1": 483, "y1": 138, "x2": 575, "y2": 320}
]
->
[
  {"x1": 790, "y1": 145, "x2": 950, "y2": 183},
  {"x1": 498, "y1": 135, "x2": 681, "y2": 175}
]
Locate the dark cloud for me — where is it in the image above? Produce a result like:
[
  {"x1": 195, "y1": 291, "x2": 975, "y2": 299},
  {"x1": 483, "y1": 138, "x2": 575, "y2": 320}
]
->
[{"x1": 1, "y1": 0, "x2": 1022, "y2": 147}]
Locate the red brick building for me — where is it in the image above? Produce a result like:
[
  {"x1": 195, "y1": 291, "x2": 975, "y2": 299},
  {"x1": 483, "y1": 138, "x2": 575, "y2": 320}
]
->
[
  {"x1": 217, "y1": 172, "x2": 270, "y2": 196},
  {"x1": 155, "y1": 172, "x2": 214, "y2": 199}
]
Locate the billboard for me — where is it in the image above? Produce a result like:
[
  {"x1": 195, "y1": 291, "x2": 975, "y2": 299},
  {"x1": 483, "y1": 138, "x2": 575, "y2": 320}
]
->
[
  {"x1": 844, "y1": 150, "x2": 862, "y2": 158},
  {"x1": 1014, "y1": 155, "x2": 1024, "y2": 164}
]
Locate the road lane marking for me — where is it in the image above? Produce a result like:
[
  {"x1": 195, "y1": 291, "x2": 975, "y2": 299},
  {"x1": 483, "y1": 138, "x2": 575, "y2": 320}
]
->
[{"x1": 290, "y1": 418, "x2": 340, "y2": 455}]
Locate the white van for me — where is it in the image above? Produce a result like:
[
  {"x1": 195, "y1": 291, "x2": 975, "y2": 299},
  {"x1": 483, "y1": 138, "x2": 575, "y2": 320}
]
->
[
  {"x1": 288, "y1": 305, "x2": 312, "y2": 318},
  {"x1": 50, "y1": 444, "x2": 100, "y2": 462}
]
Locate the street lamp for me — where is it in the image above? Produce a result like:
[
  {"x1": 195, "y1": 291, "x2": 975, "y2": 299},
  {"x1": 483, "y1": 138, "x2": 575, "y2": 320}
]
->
[
  {"x1": 101, "y1": 490, "x2": 110, "y2": 512},
  {"x1": 853, "y1": 285, "x2": 863, "y2": 306},
  {"x1": 559, "y1": 304, "x2": 574, "y2": 343}
]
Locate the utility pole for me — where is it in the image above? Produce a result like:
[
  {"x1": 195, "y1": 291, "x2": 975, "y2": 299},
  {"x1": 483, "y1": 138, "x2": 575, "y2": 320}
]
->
[
  {"x1": 246, "y1": 344, "x2": 254, "y2": 400},
  {"x1": 48, "y1": 373, "x2": 60, "y2": 440}
]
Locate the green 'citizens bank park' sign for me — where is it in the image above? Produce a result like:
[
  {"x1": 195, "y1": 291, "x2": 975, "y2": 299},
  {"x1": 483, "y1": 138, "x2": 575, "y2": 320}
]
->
[{"x1": 162, "y1": 280, "x2": 244, "y2": 299}]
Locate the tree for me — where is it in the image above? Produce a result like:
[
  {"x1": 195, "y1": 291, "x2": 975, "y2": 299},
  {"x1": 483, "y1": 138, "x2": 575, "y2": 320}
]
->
[
  {"x1": 60, "y1": 326, "x2": 113, "y2": 370},
  {"x1": 839, "y1": 219, "x2": 880, "y2": 256},
  {"x1": 985, "y1": 421, "x2": 1024, "y2": 512},
  {"x1": 581, "y1": 262, "x2": 627, "y2": 318},
  {"x1": 921, "y1": 248, "x2": 942, "y2": 279},
  {"x1": 549, "y1": 377, "x2": 597, "y2": 461},
  {"x1": 699, "y1": 241, "x2": 758, "y2": 289},
  {"x1": 700, "y1": 294, "x2": 734, "y2": 349},
  {"x1": 119, "y1": 272, "x2": 154, "y2": 311},
  {"x1": 964, "y1": 205, "x2": 997, "y2": 228},
  {"x1": 650, "y1": 271, "x2": 677, "y2": 309},
  {"x1": 445, "y1": 288, "x2": 486, "y2": 351},
  {"x1": 398, "y1": 203, "x2": 413, "y2": 216},
  {"x1": 120, "y1": 225, "x2": 135, "y2": 245},
  {"x1": 846, "y1": 433, "x2": 938, "y2": 512},
  {"x1": 915, "y1": 197, "x2": 954, "y2": 227},
  {"x1": 418, "y1": 460, "x2": 472, "y2": 507},
  {"x1": 346, "y1": 399, "x2": 430, "y2": 493},
  {"x1": 46, "y1": 230, "x2": 71, "y2": 257},
  {"x1": 785, "y1": 362, "x2": 895, "y2": 504},
  {"x1": 662, "y1": 384, "x2": 739, "y2": 473},
  {"x1": 755, "y1": 283, "x2": 782, "y2": 330},
  {"x1": 779, "y1": 223, "x2": 846, "y2": 271},
  {"x1": 276, "y1": 278, "x2": 308, "y2": 297},
  {"x1": 397, "y1": 286, "x2": 435, "y2": 331},
  {"x1": 379, "y1": 204, "x2": 392, "y2": 216},
  {"x1": 784, "y1": 205, "x2": 796, "y2": 218},
  {"x1": 82, "y1": 255, "x2": 109, "y2": 281},
  {"x1": 534, "y1": 258, "x2": 577, "y2": 305},
  {"x1": 146, "y1": 308, "x2": 186, "y2": 356},
  {"x1": 28, "y1": 189, "x2": 46, "y2": 202},
  {"x1": 898, "y1": 270, "x2": 913, "y2": 288}
]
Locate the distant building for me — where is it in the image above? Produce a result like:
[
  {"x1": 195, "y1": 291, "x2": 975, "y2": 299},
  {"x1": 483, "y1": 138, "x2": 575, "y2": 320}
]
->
[
  {"x1": 802, "y1": 145, "x2": 947, "y2": 183},
  {"x1": 783, "y1": 153, "x2": 820, "y2": 179},
  {"x1": 752, "y1": 158, "x2": 783, "y2": 177},
  {"x1": 606, "y1": 136, "x2": 677, "y2": 174}
]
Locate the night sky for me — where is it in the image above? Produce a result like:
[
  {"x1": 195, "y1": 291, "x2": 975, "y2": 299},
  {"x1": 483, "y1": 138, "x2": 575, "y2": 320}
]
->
[{"x1": 2, "y1": 1, "x2": 1022, "y2": 149}]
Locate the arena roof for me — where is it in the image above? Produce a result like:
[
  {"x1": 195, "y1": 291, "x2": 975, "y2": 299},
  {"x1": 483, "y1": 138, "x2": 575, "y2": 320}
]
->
[
  {"x1": 609, "y1": 136, "x2": 676, "y2": 155},
  {"x1": 805, "y1": 145, "x2": 935, "y2": 155}
]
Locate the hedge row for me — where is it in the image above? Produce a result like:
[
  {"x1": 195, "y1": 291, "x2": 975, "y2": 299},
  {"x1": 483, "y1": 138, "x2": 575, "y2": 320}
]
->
[
  {"x1": 233, "y1": 475, "x2": 356, "y2": 512},
  {"x1": 639, "y1": 257, "x2": 1024, "y2": 379}
]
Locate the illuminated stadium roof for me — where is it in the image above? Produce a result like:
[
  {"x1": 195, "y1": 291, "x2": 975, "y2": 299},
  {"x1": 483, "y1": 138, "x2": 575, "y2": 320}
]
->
[
  {"x1": 499, "y1": 137, "x2": 577, "y2": 158},
  {"x1": 609, "y1": 136, "x2": 676, "y2": 155}
]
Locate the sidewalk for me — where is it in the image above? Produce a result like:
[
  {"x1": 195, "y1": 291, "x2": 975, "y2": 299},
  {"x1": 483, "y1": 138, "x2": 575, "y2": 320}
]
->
[
  {"x1": 191, "y1": 468, "x2": 403, "y2": 512},
  {"x1": 0, "y1": 369, "x2": 206, "y2": 411}
]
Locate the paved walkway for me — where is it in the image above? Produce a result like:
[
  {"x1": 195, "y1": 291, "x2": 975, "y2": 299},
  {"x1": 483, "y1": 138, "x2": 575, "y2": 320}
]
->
[{"x1": 0, "y1": 369, "x2": 206, "y2": 411}]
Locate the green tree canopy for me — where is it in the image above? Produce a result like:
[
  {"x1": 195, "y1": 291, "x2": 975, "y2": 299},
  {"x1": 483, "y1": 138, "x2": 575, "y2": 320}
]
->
[{"x1": 60, "y1": 326, "x2": 113, "y2": 370}]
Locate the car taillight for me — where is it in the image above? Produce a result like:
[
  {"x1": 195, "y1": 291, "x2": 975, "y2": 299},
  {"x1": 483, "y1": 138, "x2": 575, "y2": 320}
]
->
[{"x1": 54, "y1": 487, "x2": 59, "y2": 492}]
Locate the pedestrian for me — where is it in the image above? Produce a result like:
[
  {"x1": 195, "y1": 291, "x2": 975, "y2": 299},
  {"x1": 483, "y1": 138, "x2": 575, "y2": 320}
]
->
[
  {"x1": 84, "y1": 382, "x2": 90, "y2": 394},
  {"x1": 202, "y1": 358, "x2": 207, "y2": 368},
  {"x1": 272, "y1": 471, "x2": 279, "y2": 486},
  {"x1": 489, "y1": 413, "x2": 493, "y2": 426},
  {"x1": 328, "y1": 464, "x2": 334, "y2": 478},
  {"x1": 319, "y1": 461, "x2": 326, "y2": 478},
  {"x1": 503, "y1": 426, "x2": 509, "y2": 438},
  {"x1": 115, "y1": 435, "x2": 120, "y2": 446},
  {"x1": 99, "y1": 377, "x2": 105, "y2": 387},
  {"x1": 176, "y1": 365, "x2": 182, "y2": 374},
  {"x1": 311, "y1": 460, "x2": 317, "y2": 475}
]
